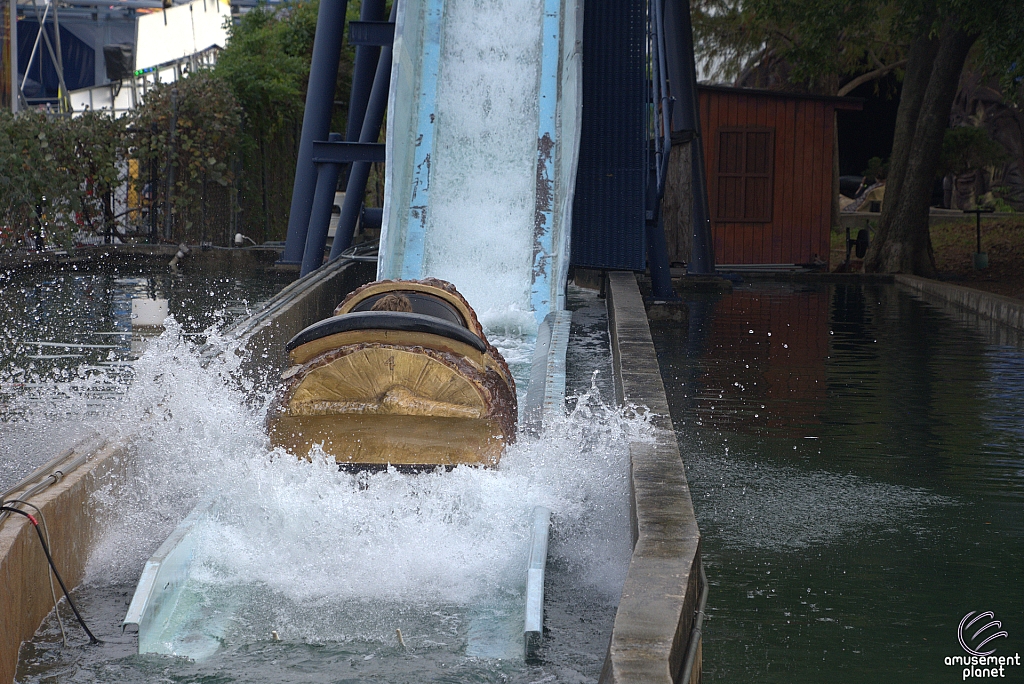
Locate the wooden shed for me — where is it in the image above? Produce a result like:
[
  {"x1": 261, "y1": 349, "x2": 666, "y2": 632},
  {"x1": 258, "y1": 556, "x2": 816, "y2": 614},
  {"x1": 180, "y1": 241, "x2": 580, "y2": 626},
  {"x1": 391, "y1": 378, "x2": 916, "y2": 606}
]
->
[{"x1": 664, "y1": 85, "x2": 862, "y2": 268}]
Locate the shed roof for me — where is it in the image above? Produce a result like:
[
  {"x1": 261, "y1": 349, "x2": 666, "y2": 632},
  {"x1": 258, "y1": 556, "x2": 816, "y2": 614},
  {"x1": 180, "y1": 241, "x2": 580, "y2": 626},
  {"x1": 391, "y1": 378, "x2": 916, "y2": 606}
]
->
[{"x1": 697, "y1": 84, "x2": 865, "y2": 111}]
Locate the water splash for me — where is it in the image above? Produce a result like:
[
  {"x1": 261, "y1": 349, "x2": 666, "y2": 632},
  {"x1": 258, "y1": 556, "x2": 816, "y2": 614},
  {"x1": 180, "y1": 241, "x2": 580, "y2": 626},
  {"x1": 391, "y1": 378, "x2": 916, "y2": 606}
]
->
[
  {"x1": 686, "y1": 456, "x2": 956, "y2": 551},
  {"x1": 421, "y1": 0, "x2": 544, "y2": 316},
  {"x1": 79, "y1": 316, "x2": 638, "y2": 649}
]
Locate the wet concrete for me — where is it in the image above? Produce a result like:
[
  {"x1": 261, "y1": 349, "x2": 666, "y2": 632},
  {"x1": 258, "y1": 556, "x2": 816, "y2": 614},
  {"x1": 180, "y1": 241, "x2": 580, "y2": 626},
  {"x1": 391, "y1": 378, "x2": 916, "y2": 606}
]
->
[{"x1": 602, "y1": 272, "x2": 702, "y2": 684}]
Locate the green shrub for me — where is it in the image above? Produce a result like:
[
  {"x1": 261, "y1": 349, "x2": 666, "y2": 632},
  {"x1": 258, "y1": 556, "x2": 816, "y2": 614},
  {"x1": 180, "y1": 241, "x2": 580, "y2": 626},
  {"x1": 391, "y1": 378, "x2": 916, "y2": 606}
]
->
[{"x1": 133, "y1": 71, "x2": 242, "y2": 243}]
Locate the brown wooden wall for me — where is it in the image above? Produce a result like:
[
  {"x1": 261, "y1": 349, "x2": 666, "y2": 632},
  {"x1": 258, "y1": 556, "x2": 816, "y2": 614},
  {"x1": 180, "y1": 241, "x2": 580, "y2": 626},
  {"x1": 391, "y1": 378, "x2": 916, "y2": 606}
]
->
[{"x1": 699, "y1": 87, "x2": 837, "y2": 266}]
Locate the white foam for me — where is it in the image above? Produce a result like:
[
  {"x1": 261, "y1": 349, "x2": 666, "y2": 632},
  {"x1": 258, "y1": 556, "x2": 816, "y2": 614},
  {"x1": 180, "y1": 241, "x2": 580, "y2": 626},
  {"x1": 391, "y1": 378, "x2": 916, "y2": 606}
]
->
[
  {"x1": 80, "y1": 318, "x2": 639, "y2": 643},
  {"x1": 421, "y1": 0, "x2": 543, "y2": 316}
]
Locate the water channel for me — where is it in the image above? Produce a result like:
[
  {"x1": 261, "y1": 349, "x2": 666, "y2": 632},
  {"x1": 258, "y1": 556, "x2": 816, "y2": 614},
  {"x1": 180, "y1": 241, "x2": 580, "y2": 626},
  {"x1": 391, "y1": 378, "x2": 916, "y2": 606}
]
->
[
  {"x1": 651, "y1": 282, "x2": 1024, "y2": 682},
  {"x1": 8, "y1": 270, "x2": 1022, "y2": 682},
  {"x1": 5, "y1": 267, "x2": 635, "y2": 683}
]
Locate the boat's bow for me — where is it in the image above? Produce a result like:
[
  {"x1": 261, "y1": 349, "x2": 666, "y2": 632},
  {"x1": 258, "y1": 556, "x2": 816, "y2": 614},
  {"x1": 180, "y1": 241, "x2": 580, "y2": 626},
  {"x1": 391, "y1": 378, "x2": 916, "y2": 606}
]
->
[{"x1": 266, "y1": 279, "x2": 517, "y2": 468}]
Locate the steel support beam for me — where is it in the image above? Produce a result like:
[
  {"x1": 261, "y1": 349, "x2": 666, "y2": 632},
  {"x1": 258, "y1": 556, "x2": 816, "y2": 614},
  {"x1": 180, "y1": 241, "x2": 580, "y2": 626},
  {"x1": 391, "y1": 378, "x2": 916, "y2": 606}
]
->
[
  {"x1": 280, "y1": 0, "x2": 349, "y2": 265},
  {"x1": 344, "y1": 0, "x2": 385, "y2": 148},
  {"x1": 329, "y1": 1, "x2": 396, "y2": 261},
  {"x1": 301, "y1": 133, "x2": 344, "y2": 277},
  {"x1": 311, "y1": 141, "x2": 386, "y2": 164},
  {"x1": 664, "y1": 0, "x2": 714, "y2": 274},
  {"x1": 646, "y1": 0, "x2": 678, "y2": 300},
  {"x1": 347, "y1": 21, "x2": 394, "y2": 46}
]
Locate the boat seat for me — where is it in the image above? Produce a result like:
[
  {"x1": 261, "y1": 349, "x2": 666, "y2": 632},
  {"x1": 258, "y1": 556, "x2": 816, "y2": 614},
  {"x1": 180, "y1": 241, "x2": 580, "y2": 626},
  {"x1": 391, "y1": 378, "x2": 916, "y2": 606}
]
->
[
  {"x1": 285, "y1": 312, "x2": 487, "y2": 354},
  {"x1": 349, "y1": 291, "x2": 467, "y2": 328}
]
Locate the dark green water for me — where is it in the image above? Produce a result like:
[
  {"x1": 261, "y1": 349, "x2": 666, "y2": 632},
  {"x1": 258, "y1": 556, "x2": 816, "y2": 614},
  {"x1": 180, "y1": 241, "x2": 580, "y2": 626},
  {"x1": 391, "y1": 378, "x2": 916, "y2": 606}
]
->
[{"x1": 651, "y1": 283, "x2": 1024, "y2": 683}]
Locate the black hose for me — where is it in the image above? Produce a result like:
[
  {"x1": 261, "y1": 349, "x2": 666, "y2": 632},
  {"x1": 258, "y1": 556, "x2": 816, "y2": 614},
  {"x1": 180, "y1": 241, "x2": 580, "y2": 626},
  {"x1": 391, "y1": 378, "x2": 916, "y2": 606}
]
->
[{"x1": 0, "y1": 505, "x2": 99, "y2": 644}]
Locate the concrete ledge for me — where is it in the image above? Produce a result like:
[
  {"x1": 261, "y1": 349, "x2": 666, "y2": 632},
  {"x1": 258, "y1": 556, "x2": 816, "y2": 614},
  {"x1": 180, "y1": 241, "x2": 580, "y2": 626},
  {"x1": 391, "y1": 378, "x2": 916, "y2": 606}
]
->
[
  {"x1": 222, "y1": 259, "x2": 376, "y2": 377},
  {"x1": 896, "y1": 275, "x2": 1024, "y2": 333},
  {"x1": 0, "y1": 245, "x2": 287, "y2": 277},
  {"x1": 0, "y1": 440, "x2": 128, "y2": 684},
  {"x1": 602, "y1": 271, "x2": 702, "y2": 684}
]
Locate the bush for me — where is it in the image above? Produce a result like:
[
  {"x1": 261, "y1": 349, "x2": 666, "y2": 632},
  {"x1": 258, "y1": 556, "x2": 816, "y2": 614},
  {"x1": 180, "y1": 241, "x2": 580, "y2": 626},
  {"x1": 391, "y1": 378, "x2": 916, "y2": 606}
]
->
[
  {"x1": 0, "y1": 71, "x2": 240, "y2": 250},
  {"x1": 0, "y1": 109, "x2": 128, "y2": 248},
  {"x1": 938, "y1": 126, "x2": 1009, "y2": 178},
  {"x1": 133, "y1": 71, "x2": 242, "y2": 244}
]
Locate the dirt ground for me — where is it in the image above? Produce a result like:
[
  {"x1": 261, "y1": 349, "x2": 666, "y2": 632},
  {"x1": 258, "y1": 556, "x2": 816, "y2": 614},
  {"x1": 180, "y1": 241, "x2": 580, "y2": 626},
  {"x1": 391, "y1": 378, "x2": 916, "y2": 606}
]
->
[{"x1": 831, "y1": 215, "x2": 1024, "y2": 302}]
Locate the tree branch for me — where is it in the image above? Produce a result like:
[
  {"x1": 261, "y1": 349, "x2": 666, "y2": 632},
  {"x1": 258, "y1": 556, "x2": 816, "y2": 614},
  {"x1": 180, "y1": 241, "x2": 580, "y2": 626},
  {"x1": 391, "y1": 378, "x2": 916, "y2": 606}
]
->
[
  {"x1": 867, "y1": 48, "x2": 886, "y2": 71},
  {"x1": 837, "y1": 59, "x2": 908, "y2": 96}
]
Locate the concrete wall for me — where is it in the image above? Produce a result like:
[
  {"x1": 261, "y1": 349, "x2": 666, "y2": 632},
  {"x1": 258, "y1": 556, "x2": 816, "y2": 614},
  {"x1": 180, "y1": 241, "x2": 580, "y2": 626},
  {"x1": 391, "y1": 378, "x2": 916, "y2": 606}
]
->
[
  {"x1": 0, "y1": 259, "x2": 375, "y2": 684},
  {"x1": 896, "y1": 275, "x2": 1024, "y2": 336},
  {"x1": 0, "y1": 245, "x2": 285, "y2": 277},
  {"x1": 0, "y1": 441, "x2": 127, "y2": 684},
  {"x1": 601, "y1": 271, "x2": 703, "y2": 684}
]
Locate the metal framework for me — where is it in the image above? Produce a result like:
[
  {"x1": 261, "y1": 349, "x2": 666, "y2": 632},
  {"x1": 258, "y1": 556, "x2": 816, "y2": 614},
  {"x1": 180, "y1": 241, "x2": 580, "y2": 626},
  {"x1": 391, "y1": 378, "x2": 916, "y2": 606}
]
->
[
  {"x1": 285, "y1": 0, "x2": 714, "y2": 289},
  {"x1": 645, "y1": 0, "x2": 715, "y2": 298},
  {"x1": 19, "y1": 0, "x2": 71, "y2": 111},
  {"x1": 279, "y1": 0, "x2": 394, "y2": 275}
]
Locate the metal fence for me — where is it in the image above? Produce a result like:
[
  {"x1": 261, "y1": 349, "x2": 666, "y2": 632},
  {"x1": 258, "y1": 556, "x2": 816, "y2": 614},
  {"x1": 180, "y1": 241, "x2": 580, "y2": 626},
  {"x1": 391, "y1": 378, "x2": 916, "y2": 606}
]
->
[{"x1": 68, "y1": 162, "x2": 236, "y2": 248}]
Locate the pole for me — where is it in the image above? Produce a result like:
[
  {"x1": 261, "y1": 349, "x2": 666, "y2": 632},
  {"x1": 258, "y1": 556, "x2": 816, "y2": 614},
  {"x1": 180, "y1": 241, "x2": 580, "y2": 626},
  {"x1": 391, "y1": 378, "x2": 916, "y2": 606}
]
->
[
  {"x1": 301, "y1": 133, "x2": 343, "y2": 276},
  {"x1": 329, "y1": 0, "x2": 396, "y2": 261},
  {"x1": 163, "y1": 88, "x2": 178, "y2": 241},
  {"x1": 663, "y1": 0, "x2": 714, "y2": 274},
  {"x1": 280, "y1": 0, "x2": 350, "y2": 265},
  {"x1": 51, "y1": 0, "x2": 69, "y2": 111},
  {"x1": 344, "y1": 0, "x2": 385, "y2": 152},
  {"x1": 976, "y1": 211, "x2": 981, "y2": 254},
  {"x1": 7, "y1": 0, "x2": 16, "y2": 112},
  {"x1": 149, "y1": 131, "x2": 158, "y2": 243},
  {"x1": 27, "y1": 0, "x2": 69, "y2": 107}
]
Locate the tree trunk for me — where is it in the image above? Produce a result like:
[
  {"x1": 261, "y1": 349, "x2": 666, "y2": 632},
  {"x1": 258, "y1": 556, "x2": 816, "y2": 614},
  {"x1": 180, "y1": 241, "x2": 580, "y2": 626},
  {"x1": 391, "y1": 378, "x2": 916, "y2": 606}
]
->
[
  {"x1": 832, "y1": 114, "x2": 840, "y2": 233},
  {"x1": 863, "y1": 17, "x2": 938, "y2": 271},
  {"x1": 864, "y1": 21, "x2": 977, "y2": 274}
]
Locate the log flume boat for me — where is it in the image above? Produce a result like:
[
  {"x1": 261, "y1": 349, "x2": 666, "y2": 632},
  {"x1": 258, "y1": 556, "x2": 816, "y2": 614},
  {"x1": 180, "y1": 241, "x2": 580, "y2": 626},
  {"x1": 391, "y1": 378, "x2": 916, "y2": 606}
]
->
[{"x1": 266, "y1": 278, "x2": 517, "y2": 468}]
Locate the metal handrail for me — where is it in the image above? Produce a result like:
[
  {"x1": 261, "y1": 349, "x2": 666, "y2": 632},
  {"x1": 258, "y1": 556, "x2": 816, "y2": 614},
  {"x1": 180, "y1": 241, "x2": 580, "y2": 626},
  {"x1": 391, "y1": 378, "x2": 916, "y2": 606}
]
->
[
  {"x1": 0, "y1": 438, "x2": 106, "y2": 527},
  {"x1": 680, "y1": 560, "x2": 709, "y2": 684}
]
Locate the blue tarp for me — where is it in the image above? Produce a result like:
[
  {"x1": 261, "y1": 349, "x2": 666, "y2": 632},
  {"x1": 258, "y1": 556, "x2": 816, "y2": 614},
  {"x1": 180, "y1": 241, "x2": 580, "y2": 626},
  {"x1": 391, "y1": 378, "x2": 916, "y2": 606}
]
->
[{"x1": 17, "y1": 20, "x2": 95, "y2": 99}]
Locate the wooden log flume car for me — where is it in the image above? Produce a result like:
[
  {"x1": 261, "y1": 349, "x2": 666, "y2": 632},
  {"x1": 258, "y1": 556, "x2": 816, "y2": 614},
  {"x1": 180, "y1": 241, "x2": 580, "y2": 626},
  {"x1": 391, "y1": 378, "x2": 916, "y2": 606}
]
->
[{"x1": 266, "y1": 278, "x2": 517, "y2": 468}]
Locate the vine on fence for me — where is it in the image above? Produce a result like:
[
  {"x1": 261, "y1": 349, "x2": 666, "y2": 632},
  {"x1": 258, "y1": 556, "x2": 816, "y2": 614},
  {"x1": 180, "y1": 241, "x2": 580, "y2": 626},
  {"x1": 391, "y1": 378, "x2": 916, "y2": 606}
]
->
[
  {"x1": 0, "y1": 0, "x2": 363, "y2": 251},
  {"x1": 0, "y1": 71, "x2": 241, "y2": 250},
  {"x1": 134, "y1": 72, "x2": 242, "y2": 245}
]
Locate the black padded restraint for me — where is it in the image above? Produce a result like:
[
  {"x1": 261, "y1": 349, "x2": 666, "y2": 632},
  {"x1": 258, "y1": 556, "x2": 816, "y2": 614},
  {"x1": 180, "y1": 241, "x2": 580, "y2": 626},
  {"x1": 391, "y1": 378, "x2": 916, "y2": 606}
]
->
[{"x1": 286, "y1": 311, "x2": 487, "y2": 354}]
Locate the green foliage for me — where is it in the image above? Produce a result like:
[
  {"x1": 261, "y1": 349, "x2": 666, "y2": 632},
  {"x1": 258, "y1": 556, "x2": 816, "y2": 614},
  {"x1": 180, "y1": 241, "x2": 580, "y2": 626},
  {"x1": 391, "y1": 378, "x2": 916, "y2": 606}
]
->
[
  {"x1": 937, "y1": 126, "x2": 1009, "y2": 178},
  {"x1": 984, "y1": 193, "x2": 1014, "y2": 213},
  {"x1": 0, "y1": 70, "x2": 239, "y2": 250},
  {"x1": 214, "y1": 0, "x2": 356, "y2": 241},
  {"x1": 133, "y1": 71, "x2": 242, "y2": 242},
  {"x1": 691, "y1": 0, "x2": 905, "y2": 90},
  {"x1": 0, "y1": 109, "x2": 129, "y2": 248},
  {"x1": 214, "y1": 1, "x2": 317, "y2": 134},
  {"x1": 966, "y1": 0, "x2": 1024, "y2": 106},
  {"x1": 692, "y1": 0, "x2": 1023, "y2": 99},
  {"x1": 133, "y1": 73, "x2": 240, "y2": 194}
]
